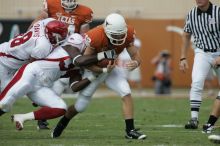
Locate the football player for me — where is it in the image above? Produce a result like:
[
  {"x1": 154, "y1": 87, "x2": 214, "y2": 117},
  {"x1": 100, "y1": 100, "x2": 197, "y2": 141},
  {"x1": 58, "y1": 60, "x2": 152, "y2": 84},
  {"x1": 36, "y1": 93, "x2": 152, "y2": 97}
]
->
[
  {"x1": 52, "y1": 13, "x2": 146, "y2": 140},
  {"x1": 29, "y1": 0, "x2": 92, "y2": 36},
  {"x1": 0, "y1": 33, "x2": 117, "y2": 131},
  {"x1": 0, "y1": 18, "x2": 68, "y2": 92},
  {"x1": 29, "y1": 0, "x2": 93, "y2": 129}
]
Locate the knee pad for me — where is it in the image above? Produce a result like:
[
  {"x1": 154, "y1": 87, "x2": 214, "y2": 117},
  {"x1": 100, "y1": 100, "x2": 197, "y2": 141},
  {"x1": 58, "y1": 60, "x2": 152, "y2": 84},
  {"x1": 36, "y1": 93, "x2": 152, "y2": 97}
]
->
[{"x1": 74, "y1": 94, "x2": 91, "y2": 113}]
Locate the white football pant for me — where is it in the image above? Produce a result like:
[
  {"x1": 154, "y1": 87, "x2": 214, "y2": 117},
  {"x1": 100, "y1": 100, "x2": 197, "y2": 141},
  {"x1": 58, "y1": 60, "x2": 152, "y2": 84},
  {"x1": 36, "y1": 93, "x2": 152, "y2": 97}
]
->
[
  {"x1": 0, "y1": 64, "x2": 67, "y2": 112},
  {"x1": 75, "y1": 67, "x2": 131, "y2": 112}
]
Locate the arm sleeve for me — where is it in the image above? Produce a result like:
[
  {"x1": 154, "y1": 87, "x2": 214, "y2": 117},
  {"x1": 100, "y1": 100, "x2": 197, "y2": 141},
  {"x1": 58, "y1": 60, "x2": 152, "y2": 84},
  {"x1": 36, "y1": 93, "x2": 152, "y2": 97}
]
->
[{"x1": 183, "y1": 13, "x2": 191, "y2": 33}]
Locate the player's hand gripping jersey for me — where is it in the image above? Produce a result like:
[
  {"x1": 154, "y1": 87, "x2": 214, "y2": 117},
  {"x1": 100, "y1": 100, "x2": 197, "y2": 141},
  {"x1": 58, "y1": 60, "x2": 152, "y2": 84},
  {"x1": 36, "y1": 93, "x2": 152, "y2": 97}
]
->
[
  {"x1": 45, "y1": 0, "x2": 93, "y2": 33},
  {"x1": 0, "y1": 18, "x2": 56, "y2": 69}
]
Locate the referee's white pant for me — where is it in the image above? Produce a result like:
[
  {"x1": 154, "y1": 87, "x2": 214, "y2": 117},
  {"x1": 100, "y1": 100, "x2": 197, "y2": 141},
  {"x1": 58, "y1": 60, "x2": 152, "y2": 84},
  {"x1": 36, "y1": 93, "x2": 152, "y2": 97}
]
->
[{"x1": 190, "y1": 48, "x2": 220, "y2": 118}]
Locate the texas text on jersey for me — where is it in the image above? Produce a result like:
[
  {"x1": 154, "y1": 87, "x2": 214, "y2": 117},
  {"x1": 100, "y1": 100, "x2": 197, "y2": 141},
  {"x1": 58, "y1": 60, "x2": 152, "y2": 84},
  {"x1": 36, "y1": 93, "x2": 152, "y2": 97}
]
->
[{"x1": 45, "y1": 0, "x2": 93, "y2": 33}]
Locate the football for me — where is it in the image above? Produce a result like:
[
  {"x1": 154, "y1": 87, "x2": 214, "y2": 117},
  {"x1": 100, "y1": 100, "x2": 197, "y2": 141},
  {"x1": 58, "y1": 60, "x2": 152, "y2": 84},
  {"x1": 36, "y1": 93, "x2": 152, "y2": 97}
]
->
[{"x1": 97, "y1": 59, "x2": 114, "y2": 68}]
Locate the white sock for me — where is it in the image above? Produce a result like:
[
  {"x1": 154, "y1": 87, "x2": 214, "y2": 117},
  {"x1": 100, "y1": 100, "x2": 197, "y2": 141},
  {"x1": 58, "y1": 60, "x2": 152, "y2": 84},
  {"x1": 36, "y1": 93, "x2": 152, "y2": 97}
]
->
[
  {"x1": 20, "y1": 112, "x2": 35, "y2": 121},
  {"x1": 191, "y1": 111, "x2": 199, "y2": 120}
]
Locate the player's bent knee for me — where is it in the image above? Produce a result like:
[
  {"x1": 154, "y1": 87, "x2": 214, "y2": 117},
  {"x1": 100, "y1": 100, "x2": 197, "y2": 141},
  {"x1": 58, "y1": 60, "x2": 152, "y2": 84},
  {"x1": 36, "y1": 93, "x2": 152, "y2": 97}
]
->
[
  {"x1": 51, "y1": 100, "x2": 67, "y2": 110},
  {"x1": 74, "y1": 95, "x2": 91, "y2": 113},
  {"x1": 121, "y1": 91, "x2": 131, "y2": 98}
]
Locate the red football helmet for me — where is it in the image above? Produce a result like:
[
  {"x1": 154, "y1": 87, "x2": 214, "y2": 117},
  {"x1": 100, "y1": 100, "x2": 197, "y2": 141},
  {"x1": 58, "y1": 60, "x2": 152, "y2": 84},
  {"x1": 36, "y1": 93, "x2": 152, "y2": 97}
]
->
[{"x1": 45, "y1": 20, "x2": 68, "y2": 46}]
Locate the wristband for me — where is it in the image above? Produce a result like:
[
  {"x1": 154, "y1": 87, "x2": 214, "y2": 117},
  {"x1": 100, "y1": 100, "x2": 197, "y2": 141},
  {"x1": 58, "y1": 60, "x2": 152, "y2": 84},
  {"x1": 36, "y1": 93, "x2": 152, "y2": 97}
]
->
[
  {"x1": 97, "y1": 52, "x2": 105, "y2": 61},
  {"x1": 70, "y1": 81, "x2": 78, "y2": 88},
  {"x1": 87, "y1": 75, "x2": 96, "y2": 82},
  {"x1": 102, "y1": 68, "x2": 108, "y2": 73},
  {"x1": 72, "y1": 55, "x2": 82, "y2": 65},
  {"x1": 180, "y1": 58, "x2": 186, "y2": 61}
]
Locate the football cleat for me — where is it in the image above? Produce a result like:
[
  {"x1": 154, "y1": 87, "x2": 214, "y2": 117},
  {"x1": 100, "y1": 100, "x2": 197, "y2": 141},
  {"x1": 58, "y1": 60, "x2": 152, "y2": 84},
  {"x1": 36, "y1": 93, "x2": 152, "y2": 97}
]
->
[
  {"x1": 11, "y1": 115, "x2": 24, "y2": 131},
  {"x1": 51, "y1": 123, "x2": 66, "y2": 138},
  {"x1": 208, "y1": 134, "x2": 220, "y2": 144},
  {"x1": 37, "y1": 120, "x2": 50, "y2": 130},
  {"x1": 185, "y1": 118, "x2": 199, "y2": 129},
  {"x1": 202, "y1": 123, "x2": 213, "y2": 134},
  {"x1": 125, "y1": 128, "x2": 147, "y2": 140}
]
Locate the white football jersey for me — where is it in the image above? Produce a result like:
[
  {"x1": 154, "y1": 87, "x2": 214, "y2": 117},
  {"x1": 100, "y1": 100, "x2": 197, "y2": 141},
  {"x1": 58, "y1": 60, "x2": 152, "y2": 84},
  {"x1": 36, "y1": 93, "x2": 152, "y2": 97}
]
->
[
  {"x1": 0, "y1": 18, "x2": 55, "y2": 69},
  {"x1": 32, "y1": 33, "x2": 85, "y2": 83}
]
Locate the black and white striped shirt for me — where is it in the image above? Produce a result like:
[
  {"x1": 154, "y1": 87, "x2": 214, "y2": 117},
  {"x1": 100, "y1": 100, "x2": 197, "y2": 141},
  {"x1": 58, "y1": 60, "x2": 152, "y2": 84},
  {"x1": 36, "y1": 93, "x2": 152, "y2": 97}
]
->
[{"x1": 184, "y1": 3, "x2": 220, "y2": 52}]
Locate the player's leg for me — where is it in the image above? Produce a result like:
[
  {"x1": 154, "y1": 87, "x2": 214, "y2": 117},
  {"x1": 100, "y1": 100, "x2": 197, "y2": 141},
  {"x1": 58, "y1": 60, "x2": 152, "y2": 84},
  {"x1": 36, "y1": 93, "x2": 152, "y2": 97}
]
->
[
  {"x1": 35, "y1": 78, "x2": 70, "y2": 130},
  {"x1": 51, "y1": 71, "x2": 108, "y2": 138},
  {"x1": 202, "y1": 93, "x2": 220, "y2": 133},
  {"x1": 0, "y1": 63, "x2": 16, "y2": 92},
  {"x1": 105, "y1": 67, "x2": 146, "y2": 139},
  {"x1": 154, "y1": 80, "x2": 163, "y2": 94},
  {"x1": 12, "y1": 87, "x2": 67, "y2": 130},
  {"x1": 0, "y1": 64, "x2": 34, "y2": 116},
  {"x1": 51, "y1": 78, "x2": 70, "y2": 96},
  {"x1": 185, "y1": 52, "x2": 212, "y2": 129}
]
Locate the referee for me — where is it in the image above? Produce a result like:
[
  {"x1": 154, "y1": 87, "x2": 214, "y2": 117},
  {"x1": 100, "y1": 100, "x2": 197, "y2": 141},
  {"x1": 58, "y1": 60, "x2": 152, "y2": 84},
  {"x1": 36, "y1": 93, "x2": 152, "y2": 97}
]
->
[{"x1": 179, "y1": 0, "x2": 220, "y2": 130}]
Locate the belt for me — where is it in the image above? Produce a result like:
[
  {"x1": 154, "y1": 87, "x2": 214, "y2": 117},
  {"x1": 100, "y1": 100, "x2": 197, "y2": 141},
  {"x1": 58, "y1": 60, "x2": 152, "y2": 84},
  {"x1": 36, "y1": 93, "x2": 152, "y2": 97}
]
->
[
  {"x1": 204, "y1": 49, "x2": 217, "y2": 53},
  {"x1": 0, "y1": 52, "x2": 25, "y2": 61}
]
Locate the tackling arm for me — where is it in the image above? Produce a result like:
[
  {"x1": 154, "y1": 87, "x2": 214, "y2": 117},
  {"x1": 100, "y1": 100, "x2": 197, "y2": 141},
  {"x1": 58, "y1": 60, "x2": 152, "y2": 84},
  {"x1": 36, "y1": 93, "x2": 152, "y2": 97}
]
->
[
  {"x1": 62, "y1": 45, "x2": 99, "y2": 67},
  {"x1": 83, "y1": 46, "x2": 116, "y2": 73},
  {"x1": 83, "y1": 46, "x2": 104, "y2": 73},
  {"x1": 63, "y1": 45, "x2": 116, "y2": 67},
  {"x1": 68, "y1": 69, "x2": 94, "y2": 92}
]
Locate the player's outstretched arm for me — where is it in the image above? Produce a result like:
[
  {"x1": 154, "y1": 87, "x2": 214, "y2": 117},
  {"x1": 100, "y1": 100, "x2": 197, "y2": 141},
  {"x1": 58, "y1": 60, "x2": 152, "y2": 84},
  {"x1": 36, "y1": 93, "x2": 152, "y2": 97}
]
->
[
  {"x1": 63, "y1": 45, "x2": 116, "y2": 67},
  {"x1": 68, "y1": 69, "x2": 96, "y2": 92}
]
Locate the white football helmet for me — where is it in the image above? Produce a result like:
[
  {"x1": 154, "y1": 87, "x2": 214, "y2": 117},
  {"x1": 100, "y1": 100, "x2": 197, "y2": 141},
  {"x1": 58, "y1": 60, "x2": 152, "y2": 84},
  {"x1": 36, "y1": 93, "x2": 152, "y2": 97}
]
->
[
  {"x1": 104, "y1": 13, "x2": 128, "y2": 46},
  {"x1": 61, "y1": 0, "x2": 77, "y2": 10}
]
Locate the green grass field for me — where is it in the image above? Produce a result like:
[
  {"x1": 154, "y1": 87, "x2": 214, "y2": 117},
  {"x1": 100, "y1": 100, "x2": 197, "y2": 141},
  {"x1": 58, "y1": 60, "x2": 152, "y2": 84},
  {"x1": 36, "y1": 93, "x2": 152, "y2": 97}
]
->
[{"x1": 0, "y1": 97, "x2": 219, "y2": 146}]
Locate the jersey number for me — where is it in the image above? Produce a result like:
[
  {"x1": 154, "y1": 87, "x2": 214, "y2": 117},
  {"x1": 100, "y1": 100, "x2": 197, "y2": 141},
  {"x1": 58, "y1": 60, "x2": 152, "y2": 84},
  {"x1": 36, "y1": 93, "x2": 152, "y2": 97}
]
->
[{"x1": 10, "y1": 31, "x2": 33, "y2": 48}]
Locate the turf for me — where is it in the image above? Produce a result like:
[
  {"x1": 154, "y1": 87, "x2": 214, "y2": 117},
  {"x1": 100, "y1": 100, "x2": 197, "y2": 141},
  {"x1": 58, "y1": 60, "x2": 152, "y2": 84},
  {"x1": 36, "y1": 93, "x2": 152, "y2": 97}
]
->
[{"x1": 0, "y1": 97, "x2": 218, "y2": 146}]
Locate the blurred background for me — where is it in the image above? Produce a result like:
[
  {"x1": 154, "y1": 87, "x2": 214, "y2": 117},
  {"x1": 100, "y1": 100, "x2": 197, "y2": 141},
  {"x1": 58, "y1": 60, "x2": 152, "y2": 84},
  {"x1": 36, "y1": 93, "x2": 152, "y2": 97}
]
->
[{"x1": 0, "y1": 0, "x2": 220, "y2": 89}]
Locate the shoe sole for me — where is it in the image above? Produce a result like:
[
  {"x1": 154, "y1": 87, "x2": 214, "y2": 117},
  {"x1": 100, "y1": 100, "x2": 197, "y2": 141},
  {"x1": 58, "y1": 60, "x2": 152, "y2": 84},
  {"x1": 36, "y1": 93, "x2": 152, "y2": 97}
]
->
[
  {"x1": 11, "y1": 115, "x2": 23, "y2": 131},
  {"x1": 202, "y1": 130, "x2": 212, "y2": 134},
  {"x1": 208, "y1": 135, "x2": 220, "y2": 144},
  {"x1": 125, "y1": 135, "x2": 147, "y2": 140},
  {"x1": 138, "y1": 135, "x2": 147, "y2": 140},
  {"x1": 51, "y1": 129, "x2": 58, "y2": 139},
  {"x1": 37, "y1": 126, "x2": 50, "y2": 130}
]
